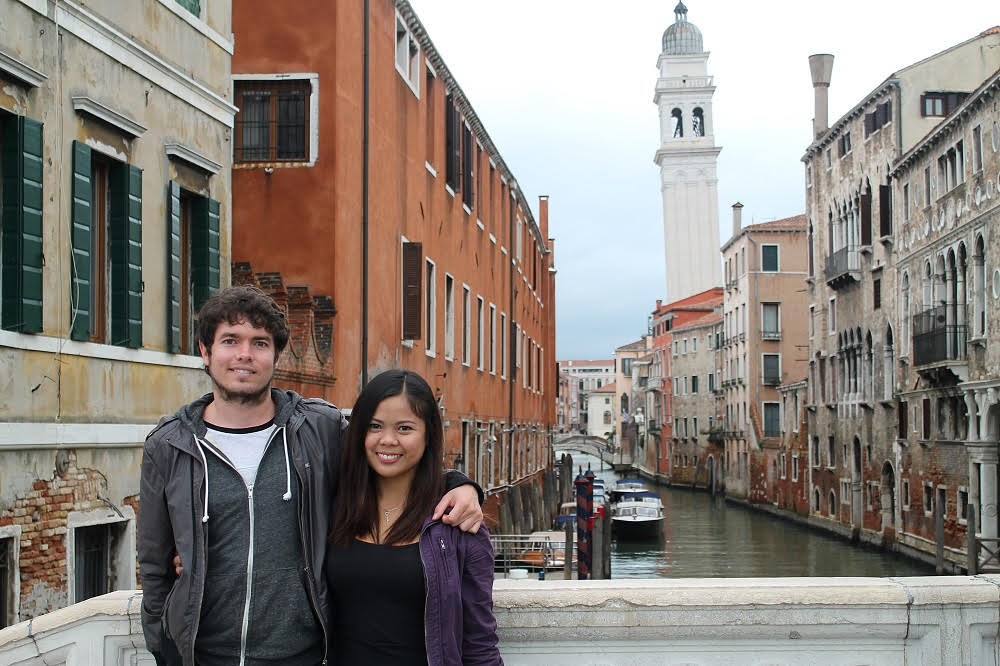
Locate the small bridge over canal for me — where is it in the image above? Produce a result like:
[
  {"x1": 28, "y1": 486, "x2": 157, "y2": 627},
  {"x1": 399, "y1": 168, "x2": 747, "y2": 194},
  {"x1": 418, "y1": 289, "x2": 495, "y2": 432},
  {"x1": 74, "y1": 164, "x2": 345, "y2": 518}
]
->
[{"x1": 552, "y1": 433, "x2": 621, "y2": 467}]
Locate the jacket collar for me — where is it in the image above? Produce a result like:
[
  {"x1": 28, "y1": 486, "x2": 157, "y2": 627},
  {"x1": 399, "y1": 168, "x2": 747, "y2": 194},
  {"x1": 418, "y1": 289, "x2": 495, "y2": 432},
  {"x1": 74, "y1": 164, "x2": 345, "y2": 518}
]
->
[{"x1": 169, "y1": 388, "x2": 305, "y2": 455}]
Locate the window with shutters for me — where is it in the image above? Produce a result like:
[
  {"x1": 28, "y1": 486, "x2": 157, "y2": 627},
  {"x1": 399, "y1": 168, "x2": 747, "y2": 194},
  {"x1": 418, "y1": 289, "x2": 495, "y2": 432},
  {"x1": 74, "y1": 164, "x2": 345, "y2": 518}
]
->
[
  {"x1": 873, "y1": 278, "x2": 881, "y2": 310},
  {"x1": 234, "y1": 79, "x2": 313, "y2": 164},
  {"x1": 837, "y1": 131, "x2": 851, "y2": 157},
  {"x1": 489, "y1": 303, "x2": 496, "y2": 375},
  {"x1": 462, "y1": 124, "x2": 474, "y2": 212},
  {"x1": 763, "y1": 402, "x2": 780, "y2": 437},
  {"x1": 762, "y1": 302, "x2": 780, "y2": 338},
  {"x1": 763, "y1": 353, "x2": 781, "y2": 385},
  {"x1": 461, "y1": 284, "x2": 471, "y2": 365},
  {"x1": 860, "y1": 187, "x2": 872, "y2": 246},
  {"x1": 401, "y1": 241, "x2": 422, "y2": 341},
  {"x1": 500, "y1": 312, "x2": 507, "y2": 379},
  {"x1": 972, "y1": 125, "x2": 984, "y2": 173},
  {"x1": 476, "y1": 296, "x2": 484, "y2": 370},
  {"x1": 69, "y1": 142, "x2": 143, "y2": 347},
  {"x1": 761, "y1": 244, "x2": 778, "y2": 272},
  {"x1": 394, "y1": 13, "x2": 420, "y2": 97},
  {"x1": 922, "y1": 397, "x2": 932, "y2": 440},
  {"x1": 444, "y1": 274, "x2": 454, "y2": 360},
  {"x1": 424, "y1": 258, "x2": 436, "y2": 355},
  {"x1": 920, "y1": 92, "x2": 967, "y2": 117},
  {"x1": 1, "y1": 112, "x2": 43, "y2": 334},
  {"x1": 444, "y1": 95, "x2": 460, "y2": 193},
  {"x1": 166, "y1": 183, "x2": 219, "y2": 354}
]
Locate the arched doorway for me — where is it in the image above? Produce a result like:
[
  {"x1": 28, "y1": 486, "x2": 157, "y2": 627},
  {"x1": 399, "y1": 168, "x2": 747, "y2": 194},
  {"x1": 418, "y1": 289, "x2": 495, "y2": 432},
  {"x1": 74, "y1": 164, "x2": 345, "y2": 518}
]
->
[
  {"x1": 881, "y1": 461, "x2": 896, "y2": 537},
  {"x1": 852, "y1": 436, "x2": 863, "y2": 527}
]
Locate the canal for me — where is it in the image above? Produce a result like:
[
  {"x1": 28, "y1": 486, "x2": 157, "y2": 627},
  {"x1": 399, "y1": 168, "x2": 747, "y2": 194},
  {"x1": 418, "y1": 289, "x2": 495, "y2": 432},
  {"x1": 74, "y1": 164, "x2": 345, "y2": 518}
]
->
[{"x1": 564, "y1": 453, "x2": 934, "y2": 579}]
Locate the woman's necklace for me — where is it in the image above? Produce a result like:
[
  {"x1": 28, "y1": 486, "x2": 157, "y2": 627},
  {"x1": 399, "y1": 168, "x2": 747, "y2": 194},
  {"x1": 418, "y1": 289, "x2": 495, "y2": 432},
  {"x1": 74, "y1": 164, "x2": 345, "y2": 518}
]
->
[{"x1": 382, "y1": 504, "x2": 403, "y2": 526}]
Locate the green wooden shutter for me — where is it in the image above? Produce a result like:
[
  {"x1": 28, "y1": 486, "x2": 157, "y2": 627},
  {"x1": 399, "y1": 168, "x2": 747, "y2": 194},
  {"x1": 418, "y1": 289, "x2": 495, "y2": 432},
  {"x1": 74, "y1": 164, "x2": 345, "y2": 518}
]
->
[
  {"x1": 191, "y1": 195, "x2": 220, "y2": 314},
  {"x1": 110, "y1": 164, "x2": 142, "y2": 347},
  {"x1": 70, "y1": 141, "x2": 92, "y2": 341},
  {"x1": 166, "y1": 181, "x2": 182, "y2": 353},
  {"x1": 1, "y1": 115, "x2": 43, "y2": 333}
]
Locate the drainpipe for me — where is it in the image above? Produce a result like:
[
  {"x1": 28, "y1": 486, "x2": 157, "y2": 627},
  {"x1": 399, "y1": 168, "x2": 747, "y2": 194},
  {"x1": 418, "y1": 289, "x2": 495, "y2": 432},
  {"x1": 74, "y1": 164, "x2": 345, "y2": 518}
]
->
[
  {"x1": 507, "y1": 186, "x2": 517, "y2": 482},
  {"x1": 361, "y1": 0, "x2": 370, "y2": 386}
]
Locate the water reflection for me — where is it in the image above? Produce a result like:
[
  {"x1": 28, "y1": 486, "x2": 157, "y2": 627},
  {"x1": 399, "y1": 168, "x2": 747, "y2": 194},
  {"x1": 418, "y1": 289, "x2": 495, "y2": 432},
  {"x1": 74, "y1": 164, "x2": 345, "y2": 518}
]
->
[{"x1": 561, "y1": 452, "x2": 933, "y2": 579}]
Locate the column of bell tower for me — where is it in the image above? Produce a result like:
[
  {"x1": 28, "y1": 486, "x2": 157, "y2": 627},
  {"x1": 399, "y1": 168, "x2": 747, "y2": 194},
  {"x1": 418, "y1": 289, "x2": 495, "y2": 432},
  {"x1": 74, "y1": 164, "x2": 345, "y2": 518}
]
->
[{"x1": 654, "y1": 1, "x2": 722, "y2": 302}]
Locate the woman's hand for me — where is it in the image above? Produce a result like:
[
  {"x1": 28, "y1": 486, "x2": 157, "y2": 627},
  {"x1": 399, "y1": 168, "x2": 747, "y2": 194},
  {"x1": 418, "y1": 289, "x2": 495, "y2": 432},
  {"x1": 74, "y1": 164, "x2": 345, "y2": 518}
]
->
[{"x1": 434, "y1": 484, "x2": 483, "y2": 533}]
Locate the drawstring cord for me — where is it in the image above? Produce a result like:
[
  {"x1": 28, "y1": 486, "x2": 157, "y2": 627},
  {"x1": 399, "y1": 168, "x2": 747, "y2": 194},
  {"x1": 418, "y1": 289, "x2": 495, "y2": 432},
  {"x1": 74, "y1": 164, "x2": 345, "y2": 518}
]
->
[
  {"x1": 281, "y1": 427, "x2": 292, "y2": 501},
  {"x1": 194, "y1": 434, "x2": 210, "y2": 523}
]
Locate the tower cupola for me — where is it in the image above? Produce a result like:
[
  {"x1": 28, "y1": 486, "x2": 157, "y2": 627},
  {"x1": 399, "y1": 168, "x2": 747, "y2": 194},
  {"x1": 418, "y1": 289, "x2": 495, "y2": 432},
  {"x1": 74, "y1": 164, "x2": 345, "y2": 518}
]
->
[{"x1": 662, "y1": 1, "x2": 703, "y2": 54}]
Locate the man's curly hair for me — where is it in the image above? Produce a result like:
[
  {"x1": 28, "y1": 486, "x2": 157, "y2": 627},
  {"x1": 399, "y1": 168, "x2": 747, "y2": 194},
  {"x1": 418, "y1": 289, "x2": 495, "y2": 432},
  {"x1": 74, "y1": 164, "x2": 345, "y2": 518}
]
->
[{"x1": 197, "y1": 285, "x2": 289, "y2": 357}]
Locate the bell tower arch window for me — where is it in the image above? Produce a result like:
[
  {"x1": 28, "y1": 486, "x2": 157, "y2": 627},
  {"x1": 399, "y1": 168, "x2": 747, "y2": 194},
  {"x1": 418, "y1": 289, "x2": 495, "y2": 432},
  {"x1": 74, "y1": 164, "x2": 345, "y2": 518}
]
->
[
  {"x1": 692, "y1": 107, "x2": 705, "y2": 137},
  {"x1": 671, "y1": 108, "x2": 683, "y2": 138}
]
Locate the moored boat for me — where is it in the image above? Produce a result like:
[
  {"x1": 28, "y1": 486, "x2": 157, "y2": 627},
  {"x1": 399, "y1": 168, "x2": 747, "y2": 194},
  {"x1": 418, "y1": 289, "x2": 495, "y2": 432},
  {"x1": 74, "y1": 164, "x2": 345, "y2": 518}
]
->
[{"x1": 611, "y1": 490, "x2": 664, "y2": 539}]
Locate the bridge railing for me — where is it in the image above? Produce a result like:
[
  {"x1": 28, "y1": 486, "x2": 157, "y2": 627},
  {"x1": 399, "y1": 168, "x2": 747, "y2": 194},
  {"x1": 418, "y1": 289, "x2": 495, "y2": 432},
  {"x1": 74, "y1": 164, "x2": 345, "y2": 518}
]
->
[{"x1": 4, "y1": 578, "x2": 1000, "y2": 663}]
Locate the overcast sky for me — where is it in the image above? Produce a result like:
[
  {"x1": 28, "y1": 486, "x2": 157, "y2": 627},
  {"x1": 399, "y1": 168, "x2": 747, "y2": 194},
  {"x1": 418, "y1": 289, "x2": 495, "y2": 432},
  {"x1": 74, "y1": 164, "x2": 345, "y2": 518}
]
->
[{"x1": 407, "y1": 0, "x2": 996, "y2": 360}]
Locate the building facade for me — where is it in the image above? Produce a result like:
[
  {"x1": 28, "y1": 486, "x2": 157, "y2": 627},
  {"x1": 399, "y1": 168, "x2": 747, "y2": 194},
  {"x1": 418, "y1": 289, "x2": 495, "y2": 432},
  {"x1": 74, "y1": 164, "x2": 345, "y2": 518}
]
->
[
  {"x1": 654, "y1": 1, "x2": 722, "y2": 302},
  {"x1": 230, "y1": 0, "x2": 557, "y2": 525},
  {"x1": 668, "y1": 310, "x2": 723, "y2": 488},
  {"x1": 721, "y1": 211, "x2": 809, "y2": 499},
  {"x1": 889, "y1": 65, "x2": 1000, "y2": 566},
  {"x1": 0, "y1": 0, "x2": 234, "y2": 625},
  {"x1": 558, "y1": 359, "x2": 615, "y2": 436},
  {"x1": 802, "y1": 28, "x2": 1000, "y2": 564}
]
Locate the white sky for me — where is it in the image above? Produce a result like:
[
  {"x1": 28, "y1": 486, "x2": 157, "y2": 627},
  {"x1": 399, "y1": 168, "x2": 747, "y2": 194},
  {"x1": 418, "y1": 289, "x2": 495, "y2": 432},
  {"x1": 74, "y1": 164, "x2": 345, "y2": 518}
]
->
[{"x1": 406, "y1": 0, "x2": 997, "y2": 360}]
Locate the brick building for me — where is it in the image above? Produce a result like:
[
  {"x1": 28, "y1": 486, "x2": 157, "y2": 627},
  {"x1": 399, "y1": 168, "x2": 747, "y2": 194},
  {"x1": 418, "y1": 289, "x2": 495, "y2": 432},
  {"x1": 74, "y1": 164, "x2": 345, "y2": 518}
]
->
[
  {"x1": 888, "y1": 65, "x2": 1000, "y2": 567},
  {"x1": 229, "y1": 0, "x2": 557, "y2": 527},
  {"x1": 801, "y1": 28, "x2": 1000, "y2": 565},
  {"x1": 0, "y1": 0, "x2": 233, "y2": 624}
]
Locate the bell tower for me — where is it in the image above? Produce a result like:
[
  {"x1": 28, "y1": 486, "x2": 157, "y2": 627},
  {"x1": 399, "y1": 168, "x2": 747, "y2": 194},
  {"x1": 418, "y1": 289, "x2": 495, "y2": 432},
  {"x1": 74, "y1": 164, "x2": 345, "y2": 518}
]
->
[{"x1": 654, "y1": 1, "x2": 722, "y2": 301}]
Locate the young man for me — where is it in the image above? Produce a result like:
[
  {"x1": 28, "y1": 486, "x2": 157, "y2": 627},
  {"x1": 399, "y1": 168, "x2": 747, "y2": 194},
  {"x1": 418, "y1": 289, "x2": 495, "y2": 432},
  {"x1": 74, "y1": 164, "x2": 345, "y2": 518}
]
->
[{"x1": 139, "y1": 286, "x2": 483, "y2": 665}]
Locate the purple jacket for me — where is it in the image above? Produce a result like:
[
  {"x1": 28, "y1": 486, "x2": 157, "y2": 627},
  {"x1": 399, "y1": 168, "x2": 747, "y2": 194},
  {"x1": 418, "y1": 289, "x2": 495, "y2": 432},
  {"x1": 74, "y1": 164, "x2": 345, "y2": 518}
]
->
[{"x1": 420, "y1": 519, "x2": 503, "y2": 665}]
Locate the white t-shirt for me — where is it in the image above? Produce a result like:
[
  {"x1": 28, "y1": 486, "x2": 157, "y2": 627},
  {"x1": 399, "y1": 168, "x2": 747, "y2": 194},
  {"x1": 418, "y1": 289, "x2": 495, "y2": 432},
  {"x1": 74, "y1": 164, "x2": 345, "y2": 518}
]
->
[{"x1": 203, "y1": 421, "x2": 278, "y2": 490}]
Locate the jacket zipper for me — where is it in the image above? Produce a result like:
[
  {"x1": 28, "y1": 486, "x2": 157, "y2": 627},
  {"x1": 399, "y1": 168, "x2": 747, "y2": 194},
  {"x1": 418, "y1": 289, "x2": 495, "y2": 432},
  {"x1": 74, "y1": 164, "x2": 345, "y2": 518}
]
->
[
  {"x1": 238, "y1": 485, "x2": 255, "y2": 666},
  {"x1": 292, "y1": 442, "x2": 329, "y2": 665}
]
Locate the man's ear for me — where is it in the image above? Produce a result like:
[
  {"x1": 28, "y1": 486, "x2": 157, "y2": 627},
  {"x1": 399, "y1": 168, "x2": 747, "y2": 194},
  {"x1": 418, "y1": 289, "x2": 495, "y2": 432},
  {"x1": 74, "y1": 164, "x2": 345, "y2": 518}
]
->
[{"x1": 198, "y1": 339, "x2": 211, "y2": 366}]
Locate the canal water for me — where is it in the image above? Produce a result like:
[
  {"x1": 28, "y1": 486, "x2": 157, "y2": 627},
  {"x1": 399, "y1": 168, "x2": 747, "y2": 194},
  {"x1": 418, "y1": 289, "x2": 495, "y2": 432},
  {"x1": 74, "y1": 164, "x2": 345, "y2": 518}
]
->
[{"x1": 563, "y1": 453, "x2": 933, "y2": 579}]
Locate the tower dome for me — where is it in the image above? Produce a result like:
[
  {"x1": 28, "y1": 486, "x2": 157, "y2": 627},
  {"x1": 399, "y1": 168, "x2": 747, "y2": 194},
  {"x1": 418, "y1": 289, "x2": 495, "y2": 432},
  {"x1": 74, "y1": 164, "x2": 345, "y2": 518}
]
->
[{"x1": 661, "y1": 1, "x2": 703, "y2": 55}]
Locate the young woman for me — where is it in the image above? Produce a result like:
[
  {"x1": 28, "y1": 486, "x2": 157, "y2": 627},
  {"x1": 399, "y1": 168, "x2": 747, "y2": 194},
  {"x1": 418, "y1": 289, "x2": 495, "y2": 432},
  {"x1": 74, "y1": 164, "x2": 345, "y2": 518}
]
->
[{"x1": 328, "y1": 369, "x2": 503, "y2": 665}]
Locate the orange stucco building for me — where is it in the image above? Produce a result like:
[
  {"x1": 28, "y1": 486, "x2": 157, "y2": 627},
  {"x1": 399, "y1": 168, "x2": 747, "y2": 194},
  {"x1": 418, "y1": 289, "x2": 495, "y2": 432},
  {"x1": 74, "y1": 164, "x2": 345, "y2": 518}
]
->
[{"x1": 229, "y1": 0, "x2": 557, "y2": 521}]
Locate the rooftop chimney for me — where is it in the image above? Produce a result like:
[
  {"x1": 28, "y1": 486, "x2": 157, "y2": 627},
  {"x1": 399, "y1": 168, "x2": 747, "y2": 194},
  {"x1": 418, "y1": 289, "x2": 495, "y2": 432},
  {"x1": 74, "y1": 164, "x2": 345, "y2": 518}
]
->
[
  {"x1": 731, "y1": 202, "x2": 743, "y2": 240},
  {"x1": 808, "y1": 54, "x2": 834, "y2": 137}
]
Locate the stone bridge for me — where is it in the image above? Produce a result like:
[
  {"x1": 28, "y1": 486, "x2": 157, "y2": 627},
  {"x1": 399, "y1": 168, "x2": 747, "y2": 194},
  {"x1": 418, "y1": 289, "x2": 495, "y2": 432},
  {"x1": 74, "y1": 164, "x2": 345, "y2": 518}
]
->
[{"x1": 553, "y1": 433, "x2": 617, "y2": 467}]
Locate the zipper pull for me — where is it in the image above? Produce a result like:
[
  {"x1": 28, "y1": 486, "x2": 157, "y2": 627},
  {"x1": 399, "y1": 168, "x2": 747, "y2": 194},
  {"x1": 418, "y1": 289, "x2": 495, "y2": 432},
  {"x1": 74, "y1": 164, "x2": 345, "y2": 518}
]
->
[{"x1": 439, "y1": 538, "x2": 446, "y2": 552}]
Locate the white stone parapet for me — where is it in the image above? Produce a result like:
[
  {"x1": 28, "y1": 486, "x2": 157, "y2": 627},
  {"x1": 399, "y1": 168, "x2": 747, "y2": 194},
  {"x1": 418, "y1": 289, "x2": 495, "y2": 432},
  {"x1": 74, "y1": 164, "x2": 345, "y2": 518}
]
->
[{"x1": 2, "y1": 578, "x2": 1000, "y2": 664}]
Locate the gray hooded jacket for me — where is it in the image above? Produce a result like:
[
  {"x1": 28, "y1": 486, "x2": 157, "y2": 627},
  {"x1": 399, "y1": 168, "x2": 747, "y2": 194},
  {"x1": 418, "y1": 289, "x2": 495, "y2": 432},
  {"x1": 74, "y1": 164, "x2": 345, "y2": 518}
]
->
[{"x1": 138, "y1": 388, "x2": 347, "y2": 665}]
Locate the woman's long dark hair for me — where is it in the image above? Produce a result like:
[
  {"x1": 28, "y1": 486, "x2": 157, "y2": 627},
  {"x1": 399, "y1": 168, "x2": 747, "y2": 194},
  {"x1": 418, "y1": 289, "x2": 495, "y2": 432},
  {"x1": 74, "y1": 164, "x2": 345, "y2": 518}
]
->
[{"x1": 331, "y1": 369, "x2": 445, "y2": 546}]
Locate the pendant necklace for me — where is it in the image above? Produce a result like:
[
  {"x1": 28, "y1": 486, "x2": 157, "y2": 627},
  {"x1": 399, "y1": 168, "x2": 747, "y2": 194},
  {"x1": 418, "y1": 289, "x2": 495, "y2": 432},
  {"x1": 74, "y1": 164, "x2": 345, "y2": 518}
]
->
[{"x1": 383, "y1": 505, "x2": 402, "y2": 525}]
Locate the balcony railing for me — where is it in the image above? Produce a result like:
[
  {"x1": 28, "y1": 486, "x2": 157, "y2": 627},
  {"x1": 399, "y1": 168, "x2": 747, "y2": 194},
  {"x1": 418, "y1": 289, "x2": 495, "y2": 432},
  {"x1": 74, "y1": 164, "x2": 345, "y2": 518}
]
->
[
  {"x1": 762, "y1": 374, "x2": 782, "y2": 386},
  {"x1": 824, "y1": 246, "x2": 861, "y2": 289},
  {"x1": 761, "y1": 330, "x2": 781, "y2": 341},
  {"x1": 912, "y1": 305, "x2": 967, "y2": 366}
]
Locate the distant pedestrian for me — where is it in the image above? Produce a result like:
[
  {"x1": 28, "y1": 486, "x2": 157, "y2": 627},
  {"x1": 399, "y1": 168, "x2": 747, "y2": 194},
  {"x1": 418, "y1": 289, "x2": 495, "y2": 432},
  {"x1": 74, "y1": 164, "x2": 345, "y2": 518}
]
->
[
  {"x1": 328, "y1": 369, "x2": 503, "y2": 665},
  {"x1": 138, "y1": 286, "x2": 483, "y2": 666}
]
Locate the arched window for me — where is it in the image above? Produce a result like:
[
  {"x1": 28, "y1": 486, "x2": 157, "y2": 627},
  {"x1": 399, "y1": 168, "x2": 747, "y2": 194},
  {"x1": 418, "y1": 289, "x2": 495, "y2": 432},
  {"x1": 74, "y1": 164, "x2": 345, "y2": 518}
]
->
[
  {"x1": 671, "y1": 108, "x2": 683, "y2": 138},
  {"x1": 974, "y1": 235, "x2": 986, "y2": 336},
  {"x1": 883, "y1": 325, "x2": 894, "y2": 401},
  {"x1": 813, "y1": 488, "x2": 821, "y2": 512},
  {"x1": 829, "y1": 489, "x2": 837, "y2": 516},
  {"x1": 692, "y1": 107, "x2": 705, "y2": 137},
  {"x1": 901, "y1": 272, "x2": 910, "y2": 355}
]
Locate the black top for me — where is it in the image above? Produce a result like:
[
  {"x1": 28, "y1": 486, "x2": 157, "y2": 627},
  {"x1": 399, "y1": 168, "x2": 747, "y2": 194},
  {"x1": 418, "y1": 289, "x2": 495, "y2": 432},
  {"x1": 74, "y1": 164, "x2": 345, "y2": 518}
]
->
[{"x1": 327, "y1": 539, "x2": 427, "y2": 665}]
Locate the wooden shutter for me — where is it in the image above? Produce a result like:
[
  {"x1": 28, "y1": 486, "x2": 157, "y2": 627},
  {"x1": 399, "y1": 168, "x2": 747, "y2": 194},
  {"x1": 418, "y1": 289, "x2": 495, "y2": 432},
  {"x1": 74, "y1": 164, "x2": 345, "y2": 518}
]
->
[
  {"x1": 402, "y1": 241, "x2": 422, "y2": 340},
  {"x1": 860, "y1": 190, "x2": 872, "y2": 246},
  {"x1": 444, "y1": 96, "x2": 460, "y2": 190},
  {"x1": 462, "y1": 125, "x2": 474, "y2": 208},
  {"x1": 879, "y1": 185, "x2": 891, "y2": 237},
  {"x1": 110, "y1": 163, "x2": 143, "y2": 347},
  {"x1": 166, "y1": 181, "x2": 182, "y2": 353},
  {"x1": 70, "y1": 141, "x2": 93, "y2": 341},
  {"x1": 1, "y1": 115, "x2": 43, "y2": 333},
  {"x1": 192, "y1": 196, "x2": 220, "y2": 314}
]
